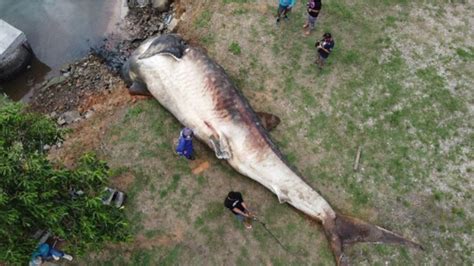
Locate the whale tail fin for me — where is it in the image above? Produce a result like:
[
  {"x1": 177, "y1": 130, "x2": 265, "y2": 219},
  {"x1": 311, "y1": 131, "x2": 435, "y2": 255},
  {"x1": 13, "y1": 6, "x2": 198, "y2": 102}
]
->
[{"x1": 323, "y1": 214, "x2": 423, "y2": 266}]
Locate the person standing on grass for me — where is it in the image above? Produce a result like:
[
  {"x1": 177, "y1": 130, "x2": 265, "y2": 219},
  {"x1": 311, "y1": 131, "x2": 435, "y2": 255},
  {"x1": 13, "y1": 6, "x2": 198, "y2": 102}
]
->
[
  {"x1": 176, "y1": 127, "x2": 195, "y2": 160},
  {"x1": 224, "y1": 191, "x2": 253, "y2": 229},
  {"x1": 276, "y1": 0, "x2": 296, "y2": 25},
  {"x1": 315, "y1": 32, "x2": 335, "y2": 68},
  {"x1": 303, "y1": 0, "x2": 321, "y2": 36}
]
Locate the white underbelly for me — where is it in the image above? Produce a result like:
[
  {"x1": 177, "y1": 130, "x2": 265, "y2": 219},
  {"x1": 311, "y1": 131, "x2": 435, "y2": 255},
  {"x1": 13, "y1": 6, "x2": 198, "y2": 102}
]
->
[{"x1": 139, "y1": 55, "x2": 223, "y2": 140}]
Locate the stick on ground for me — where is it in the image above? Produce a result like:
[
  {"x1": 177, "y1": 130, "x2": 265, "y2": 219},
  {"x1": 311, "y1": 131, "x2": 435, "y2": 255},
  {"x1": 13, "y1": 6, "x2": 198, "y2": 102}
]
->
[{"x1": 353, "y1": 146, "x2": 362, "y2": 171}]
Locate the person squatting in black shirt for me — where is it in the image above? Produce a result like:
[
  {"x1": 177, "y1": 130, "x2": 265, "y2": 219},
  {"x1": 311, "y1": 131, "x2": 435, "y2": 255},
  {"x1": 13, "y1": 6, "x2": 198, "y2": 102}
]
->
[{"x1": 224, "y1": 191, "x2": 253, "y2": 229}]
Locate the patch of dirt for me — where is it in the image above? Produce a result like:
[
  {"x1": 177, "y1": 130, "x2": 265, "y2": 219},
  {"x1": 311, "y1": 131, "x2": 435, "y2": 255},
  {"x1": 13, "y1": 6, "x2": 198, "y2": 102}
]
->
[
  {"x1": 47, "y1": 85, "x2": 132, "y2": 167},
  {"x1": 29, "y1": 55, "x2": 122, "y2": 114},
  {"x1": 134, "y1": 225, "x2": 185, "y2": 249},
  {"x1": 191, "y1": 160, "x2": 210, "y2": 175},
  {"x1": 111, "y1": 172, "x2": 137, "y2": 191}
]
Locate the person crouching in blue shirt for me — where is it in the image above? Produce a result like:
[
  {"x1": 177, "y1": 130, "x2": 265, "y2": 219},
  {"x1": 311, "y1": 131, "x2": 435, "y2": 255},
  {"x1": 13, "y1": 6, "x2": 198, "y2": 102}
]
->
[{"x1": 176, "y1": 127, "x2": 195, "y2": 160}]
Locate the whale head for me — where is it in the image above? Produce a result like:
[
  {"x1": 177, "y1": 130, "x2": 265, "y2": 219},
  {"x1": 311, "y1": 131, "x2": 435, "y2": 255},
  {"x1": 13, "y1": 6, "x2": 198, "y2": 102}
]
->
[{"x1": 122, "y1": 34, "x2": 188, "y2": 95}]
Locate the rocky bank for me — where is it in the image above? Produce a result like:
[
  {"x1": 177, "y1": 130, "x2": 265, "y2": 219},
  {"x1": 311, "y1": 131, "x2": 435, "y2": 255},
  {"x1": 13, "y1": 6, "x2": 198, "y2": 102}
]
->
[{"x1": 29, "y1": 2, "x2": 180, "y2": 125}]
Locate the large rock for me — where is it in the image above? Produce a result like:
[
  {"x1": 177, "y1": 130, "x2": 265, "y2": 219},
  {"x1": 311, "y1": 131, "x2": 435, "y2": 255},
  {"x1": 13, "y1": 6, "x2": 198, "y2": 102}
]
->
[
  {"x1": 127, "y1": 0, "x2": 171, "y2": 11},
  {"x1": 0, "y1": 19, "x2": 32, "y2": 81},
  {"x1": 151, "y1": 0, "x2": 171, "y2": 11},
  {"x1": 127, "y1": 0, "x2": 150, "y2": 8},
  {"x1": 57, "y1": 110, "x2": 81, "y2": 125}
]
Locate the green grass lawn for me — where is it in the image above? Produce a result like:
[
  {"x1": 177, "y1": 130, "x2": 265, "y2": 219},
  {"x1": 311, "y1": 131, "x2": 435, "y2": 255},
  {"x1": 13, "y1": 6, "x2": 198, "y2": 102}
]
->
[{"x1": 81, "y1": 0, "x2": 473, "y2": 265}]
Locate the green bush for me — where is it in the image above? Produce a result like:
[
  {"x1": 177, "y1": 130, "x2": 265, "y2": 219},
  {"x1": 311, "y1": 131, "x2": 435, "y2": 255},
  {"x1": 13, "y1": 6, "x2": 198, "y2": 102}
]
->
[
  {"x1": 0, "y1": 99, "x2": 62, "y2": 153},
  {"x1": 0, "y1": 97, "x2": 129, "y2": 264}
]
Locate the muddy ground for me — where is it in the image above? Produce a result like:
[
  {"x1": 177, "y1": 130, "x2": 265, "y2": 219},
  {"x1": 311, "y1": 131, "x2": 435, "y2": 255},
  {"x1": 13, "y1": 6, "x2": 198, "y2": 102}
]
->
[{"x1": 27, "y1": 0, "x2": 473, "y2": 265}]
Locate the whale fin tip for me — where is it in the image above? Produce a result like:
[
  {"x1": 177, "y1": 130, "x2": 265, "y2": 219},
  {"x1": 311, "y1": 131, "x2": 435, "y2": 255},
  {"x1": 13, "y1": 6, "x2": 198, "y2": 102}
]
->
[
  {"x1": 128, "y1": 81, "x2": 151, "y2": 96},
  {"x1": 209, "y1": 135, "x2": 232, "y2": 160}
]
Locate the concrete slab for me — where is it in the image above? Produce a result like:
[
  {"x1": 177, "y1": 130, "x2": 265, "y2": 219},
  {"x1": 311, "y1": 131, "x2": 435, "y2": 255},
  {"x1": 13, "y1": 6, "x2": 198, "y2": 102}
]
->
[
  {"x1": 0, "y1": 19, "x2": 27, "y2": 58},
  {"x1": 0, "y1": 19, "x2": 31, "y2": 81}
]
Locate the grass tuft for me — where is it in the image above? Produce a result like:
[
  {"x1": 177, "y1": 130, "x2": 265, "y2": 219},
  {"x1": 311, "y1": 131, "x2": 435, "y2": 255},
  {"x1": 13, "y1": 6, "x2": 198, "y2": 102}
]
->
[{"x1": 229, "y1": 41, "x2": 242, "y2": 55}]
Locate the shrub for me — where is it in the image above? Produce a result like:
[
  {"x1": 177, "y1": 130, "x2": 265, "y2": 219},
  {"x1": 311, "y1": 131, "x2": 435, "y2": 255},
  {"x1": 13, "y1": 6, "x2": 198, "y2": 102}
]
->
[{"x1": 0, "y1": 97, "x2": 129, "y2": 264}]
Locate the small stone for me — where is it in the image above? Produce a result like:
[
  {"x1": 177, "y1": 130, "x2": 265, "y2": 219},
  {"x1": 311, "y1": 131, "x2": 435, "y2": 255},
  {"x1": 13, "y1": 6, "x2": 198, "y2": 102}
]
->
[
  {"x1": 44, "y1": 76, "x2": 66, "y2": 89},
  {"x1": 167, "y1": 17, "x2": 179, "y2": 32},
  {"x1": 57, "y1": 117, "x2": 66, "y2": 126},
  {"x1": 43, "y1": 144, "x2": 51, "y2": 151},
  {"x1": 58, "y1": 110, "x2": 81, "y2": 125},
  {"x1": 84, "y1": 110, "x2": 95, "y2": 119},
  {"x1": 151, "y1": 0, "x2": 171, "y2": 11}
]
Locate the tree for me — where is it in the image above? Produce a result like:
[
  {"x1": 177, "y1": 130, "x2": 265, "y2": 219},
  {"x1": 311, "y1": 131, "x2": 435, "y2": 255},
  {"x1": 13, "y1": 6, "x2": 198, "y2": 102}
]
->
[{"x1": 0, "y1": 97, "x2": 129, "y2": 264}]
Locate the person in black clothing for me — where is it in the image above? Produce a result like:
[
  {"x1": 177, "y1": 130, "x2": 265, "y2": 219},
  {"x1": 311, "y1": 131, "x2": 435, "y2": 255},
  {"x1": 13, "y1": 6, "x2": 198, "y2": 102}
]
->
[
  {"x1": 224, "y1": 191, "x2": 253, "y2": 229},
  {"x1": 315, "y1": 32, "x2": 335, "y2": 68},
  {"x1": 303, "y1": 0, "x2": 322, "y2": 36}
]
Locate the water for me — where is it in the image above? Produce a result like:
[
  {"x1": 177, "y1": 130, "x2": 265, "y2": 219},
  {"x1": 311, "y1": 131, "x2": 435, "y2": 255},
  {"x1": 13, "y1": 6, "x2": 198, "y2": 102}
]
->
[{"x1": 0, "y1": 0, "x2": 127, "y2": 101}]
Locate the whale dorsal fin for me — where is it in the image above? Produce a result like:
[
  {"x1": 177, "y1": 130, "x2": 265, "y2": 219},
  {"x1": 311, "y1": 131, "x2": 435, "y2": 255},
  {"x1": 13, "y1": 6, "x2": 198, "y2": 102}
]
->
[
  {"x1": 256, "y1": 112, "x2": 281, "y2": 132},
  {"x1": 138, "y1": 34, "x2": 187, "y2": 60}
]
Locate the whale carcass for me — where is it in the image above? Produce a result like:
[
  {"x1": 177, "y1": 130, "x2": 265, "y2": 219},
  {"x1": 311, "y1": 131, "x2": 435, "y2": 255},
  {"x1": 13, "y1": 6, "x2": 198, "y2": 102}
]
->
[{"x1": 122, "y1": 34, "x2": 422, "y2": 265}]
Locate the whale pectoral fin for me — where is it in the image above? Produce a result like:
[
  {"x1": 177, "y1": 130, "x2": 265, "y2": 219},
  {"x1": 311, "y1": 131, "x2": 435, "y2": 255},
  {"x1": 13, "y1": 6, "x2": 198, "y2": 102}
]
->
[
  {"x1": 272, "y1": 186, "x2": 290, "y2": 203},
  {"x1": 128, "y1": 81, "x2": 152, "y2": 96},
  {"x1": 256, "y1": 112, "x2": 281, "y2": 132},
  {"x1": 209, "y1": 135, "x2": 232, "y2": 160}
]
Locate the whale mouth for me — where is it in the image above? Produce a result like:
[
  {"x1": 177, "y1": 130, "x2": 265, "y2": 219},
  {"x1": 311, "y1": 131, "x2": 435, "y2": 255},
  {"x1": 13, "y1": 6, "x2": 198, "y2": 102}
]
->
[
  {"x1": 120, "y1": 60, "x2": 133, "y2": 86},
  {"x1": 138, "y1": 34, "x2": 188, "y2": 60}
]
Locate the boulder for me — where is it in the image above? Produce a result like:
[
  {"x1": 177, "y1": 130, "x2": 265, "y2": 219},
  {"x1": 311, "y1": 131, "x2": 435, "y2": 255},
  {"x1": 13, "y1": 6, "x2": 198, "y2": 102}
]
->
[
  {"x1": 44, "y1": 76, "x2": 66, "y2": 89},
  {"x1": 167, "y1": 17, "x2": 180, "y2": 32},
  {"x1": 151, "y1": 0, "x2": 171, "y2": 11},
  {"x1": 128, "y1": 0, "x2": 150, "y2": 8},
  {"x1": 128, "y1": 0, "x2": 171, "y2": 11},
  {"x1": 57, "y1": 110, "x2": 81, "y2": 125}
]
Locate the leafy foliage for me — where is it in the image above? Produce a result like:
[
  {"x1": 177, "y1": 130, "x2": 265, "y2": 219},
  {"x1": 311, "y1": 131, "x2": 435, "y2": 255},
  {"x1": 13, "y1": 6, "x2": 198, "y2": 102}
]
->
[
  {"x1": 0, "y1": 99, "x2": 62, "y2": 153},
  {"x1": 0, "y1": 97, "x2": 129, "y2": 264}
]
